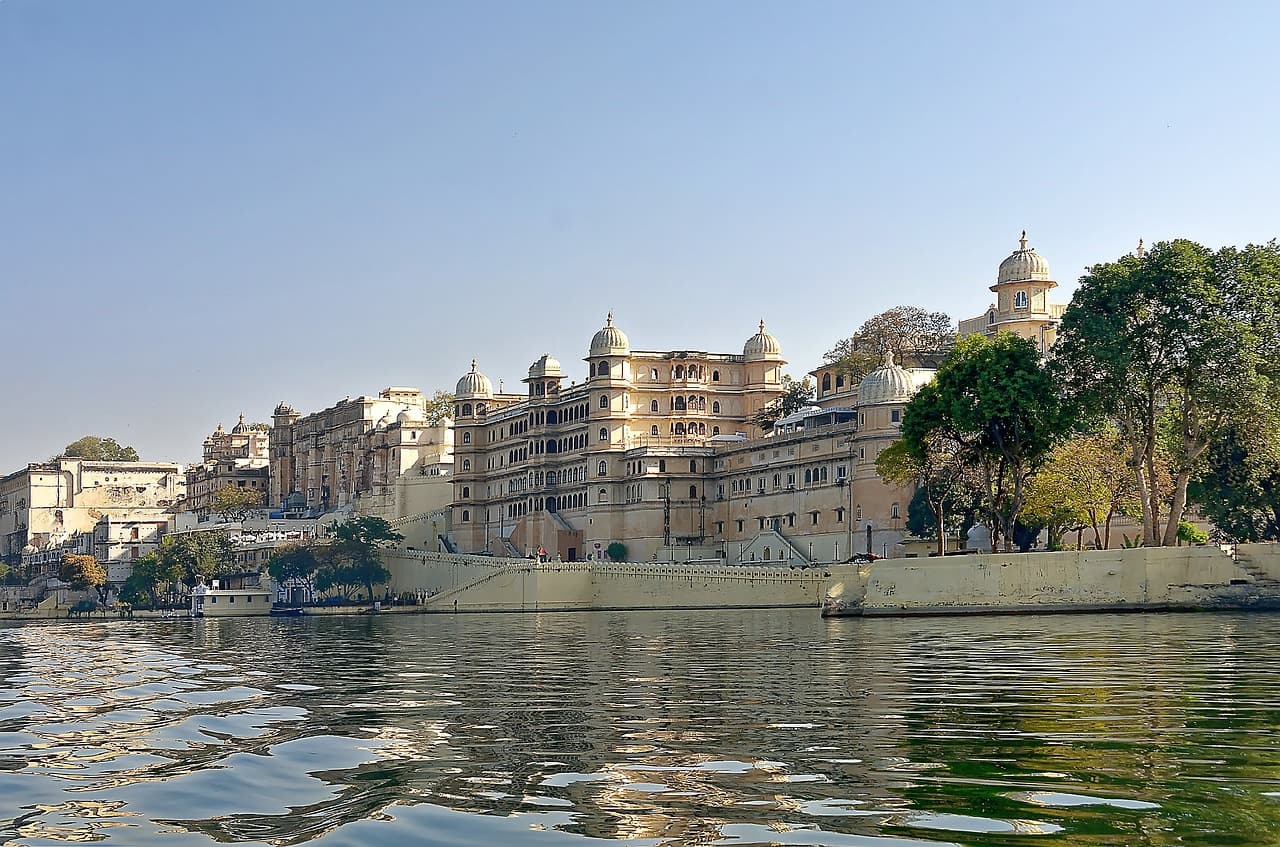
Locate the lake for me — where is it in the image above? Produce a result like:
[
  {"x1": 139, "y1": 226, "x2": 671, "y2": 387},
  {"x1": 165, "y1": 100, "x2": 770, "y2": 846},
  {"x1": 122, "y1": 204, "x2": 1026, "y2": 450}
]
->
[{"x1": 1, "y1": 609, "x2": 1277, "y2": 846}]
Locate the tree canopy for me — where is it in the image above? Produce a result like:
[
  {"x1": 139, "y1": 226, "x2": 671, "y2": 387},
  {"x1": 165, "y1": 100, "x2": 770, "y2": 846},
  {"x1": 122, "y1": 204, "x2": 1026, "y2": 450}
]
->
[
  {"x1": 156, "y1": 532, "x2": 237, "y2": 587},
  {"x1": 752, "y1": 376, "x2": 814, "y2": 432},
  {"x1": 824, "y1": 306, "x2": 955, "y2": 382},
  {"x1": 423, "y1": 390, "x2": 456, "y2": 426},
  {"x1": 900, "y1": 333, "x2": 1075, "y2": 551},
  {"x1": 59, "y1": 554, "x2": 107, "y2": 602},
  {"x1": 321, "y1": 517, "x2": 403, "y2": 605},
  {"x1": 1189, "y1": 423, "x2": 1280, "y2": 542},
  {"x1": 60, "y1": 436, "x2": 140, "y2": 462},
  {"x1": 212, "y1": 484, "x2": 264, "y2": 521},
  {"x1": 1055, "y1": 239, "x2": 1280, "y2": 546}
]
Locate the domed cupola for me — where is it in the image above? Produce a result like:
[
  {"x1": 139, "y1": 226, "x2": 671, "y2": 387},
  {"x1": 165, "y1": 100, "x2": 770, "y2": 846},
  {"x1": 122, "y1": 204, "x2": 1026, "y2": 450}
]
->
[
  {"x1": 743, "y1": 319, "x2": 782, "y2": 361},
  {"x1": 455, "y1": 359, "x2": 494, "y2": 400},
  {"x1": 858, "y1": 351, "x2": 916, "y2": 406},
  {"x1": 588, "y1": 313, "x2": 630, "y2": 358},
  {"x1": 231, "y1": 414, "x2": 249, "y2": 435},
  {"x1": 997, "y1": 230, "x2": 1053, "y2": 286},
  {"x1": 527, "y1": 353, "x2": 563, "y2": 381},
  {"x1": 396, "y1": 406, "x2": 423, "y2": 425}
]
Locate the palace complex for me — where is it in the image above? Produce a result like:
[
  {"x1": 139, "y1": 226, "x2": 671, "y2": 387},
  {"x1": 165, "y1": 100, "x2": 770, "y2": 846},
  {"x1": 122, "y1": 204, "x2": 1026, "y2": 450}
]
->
[{"x1": 448, "y1": 233, "x2": 1066, "y2": 564}]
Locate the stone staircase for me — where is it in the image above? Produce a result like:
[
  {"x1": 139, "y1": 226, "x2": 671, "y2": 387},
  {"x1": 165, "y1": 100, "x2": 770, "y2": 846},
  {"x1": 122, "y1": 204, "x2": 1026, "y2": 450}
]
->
[{"x1": 1234, "y1": 548, "x2": 1280, "y2": 586}]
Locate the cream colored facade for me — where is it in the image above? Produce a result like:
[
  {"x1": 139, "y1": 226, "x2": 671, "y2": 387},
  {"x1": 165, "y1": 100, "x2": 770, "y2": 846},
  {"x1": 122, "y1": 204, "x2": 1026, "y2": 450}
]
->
[
  {"x1": 269, "y1": 388, "x2": 453, "y2": 522},
  {"x1": 185, "y1": 415, "x2": 271, "y2": 519},
  {"x1": 0, "y1": 458, "x2": 185, "y2": 572},
  {"x1": 449, "y1": 316, "x2": 929, "y2": 563},
  {"x1": 958, "y1": 231, "x2": 1066, "y2": 353}
]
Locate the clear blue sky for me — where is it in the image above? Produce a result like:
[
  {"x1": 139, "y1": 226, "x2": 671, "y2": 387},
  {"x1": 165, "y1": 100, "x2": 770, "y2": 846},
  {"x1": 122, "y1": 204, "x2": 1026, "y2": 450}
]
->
[{"x1": 2, "y1": 1, "x2": 1277, "y2": 471}]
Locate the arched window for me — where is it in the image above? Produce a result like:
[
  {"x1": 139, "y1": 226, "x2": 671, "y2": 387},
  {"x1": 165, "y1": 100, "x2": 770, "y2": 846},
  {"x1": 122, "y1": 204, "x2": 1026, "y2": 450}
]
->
[
  {"x1": 547, "y1": 410, "x2": 557, "y2": 424},
  {"x1": 712, "y1": 370, "x2": 720, "y2": 382},
  {"x1": 822, "y1": 373, "x2": 831, "y2": 392},
  {"x1": 462, "y1": 486, "x2": 470, "y2": 498},
  {"x1": 674, "y1": 365, "x2": 685, "y2": 379},
  {"x1": 461, "y1": 509, "x2": 469, "y2": 522},
  {"x1": 674, "y1": 423, "x2": 685, "y2": 435},
  {"x1": 988, "y1": 310, "x2": 996, "y2": 325},
  {"x1": 462, "y1": 432, "x2": 471, "y2": 444},
  {"x1": 892, "y1": 502, "x2": 901, "y2": 519},
  {"x1": 651, "y1": 368, "x2": 659, "y2": 380},
  {"x1": 697, "y1": 422, "x2": 706, "y2": 435},
  {"x1": 836, "y1": 375, "x2": 845, "y2": 388},
  {"x1": 599, "y1": 427, "x2": 608, "y2": 442},
  {"x1": 773, "y1": 474, "x2": 781, "y2": 488},
  {"x1": 650, "y1": 425, "x2": 659, "y2": 436},
  {"x1": 689, "y1": 459, "x2": 697, "y2": 473},
  {"x1": 598, "y1": 488, "x2": 608, "y2": 504},
  {"x1": 598, "y1": 460, "x2": 607, "y2": 476},
  {"x1": 1014, "y1": 290, "x2": 1029, "y2": 309},
  {"x1": 712, "y1": 426, "x2": 720, "y2": 435},
  {"x1": 763, "y1": 546, "x2": 771, "y2": 561},
  {"x1": 476, "y1": 404, "x2": 486, "y2": 415},
  {"x1": 689, "y1": 485, "x2": 697, "y2": 499},
  {"x1": 462, "y1": 459, "x2": 471, "y2": 471},
  {"x1": 462, "y1": 403, "x2": 473, "y2": 416},
  {"x1": 804, "y1": 469, "x2": 812, "y2": 484},
  {"x1": 650, "y1": 399, "x2": 659, "y2": 412},
  {"x1": 712, "y1": 401, "x2": 720, "y2": 414},
  {"x1": 674, "y1": 397, "x2": 686, "y2": 411}
]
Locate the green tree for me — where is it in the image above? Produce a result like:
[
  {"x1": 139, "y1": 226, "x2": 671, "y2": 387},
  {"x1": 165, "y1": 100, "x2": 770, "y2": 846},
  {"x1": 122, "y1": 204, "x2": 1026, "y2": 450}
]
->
[
  {"x1": 1055, "y1": 239, "x2": 1280, "y2": 546},
  {"x1": 120, "y1": 551, "x2": 184, "y2": 607},
  {"x1": 212, "y1": 484, "x2": 264, "y2": 521},
  {"x1": 752, "y1": 375, "x2": 815, "y2": 432},
  {"x1": 901, "y1": 333, "x2": 1075, "y2": 552},
  {"x1": 877, "y1": 436, "x2": 976, "y2": 556},
  {"x1": 606, "y1": 542, "x2": 627, "y2": 562},
  {"x1": 1189, "y1": 423, "x2": 1280, "y2": 542},
  {"x1": 267, "y1": 543, "x2": 320, "y2": 594},
  {"x1": 324, "y1": 517, "x2": 403, "y2": 605},
  {"x1": 824, "y1": 306, "x2": 955, "y2": 382},
  {"x1": 423, "y1": 390, "x2": 456, "y2": 426},
  {"x1": 59, "y1": 553, "x2": 107, "y2": 603},
  {"x1": 1177, "y1": 521, "x2": 1209, "y2": 545},
  {"x1": 60, "y1": 436, "x2": 140, "y2": 462},
  {"x1": 157, "y1": 531, "x2": 236, "y2": 587},
  {"x1": 1023, "y1": 431, "x2": 1146, "y2": 550}
]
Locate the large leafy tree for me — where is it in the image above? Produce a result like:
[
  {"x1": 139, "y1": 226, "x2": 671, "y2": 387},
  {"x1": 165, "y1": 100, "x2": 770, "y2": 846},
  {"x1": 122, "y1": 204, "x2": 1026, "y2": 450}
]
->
[
  {"x1": 323, "y1": 517, "x2": 403, "y2": 605},
  {"x1": 60, "y1": 436, "x2": 140, "y2": 462},
  {"x1": 59, "y1": 554, "x2": 108, "y2": 603},
  {"x1": 120, "y1": 551, "x2": 184, "y2": 607},
  {"x1": 1055, "y1": 240, "x2": 1280, "y2": 546},
  {"x1": 752, "y1": 376, "x2": 815, "y2": 432},
  {"x1": 1023, "y1": 431, "x2": 1147, "y2": 550},
  {"x1": 423, "y1": 390, "x2": 456, "y2": 426},
  {"x1": 824, "y1": 306, "x2": 955, "y2": 381},
  {"x1": 901, "y1": 333, "x2": 1075, "y2": 551},
  {"x1": 1189, "y1": 423, "x2": 1280, "y2": 542},
  {"x1": 157, "y1": 532, "x2": 237, "y2": 587},
  {"x1": 267, "y1": 544, "x2": 321, "y2": 594},
  {"x1": 877, "y1": 435, "x2": 977, "y2": 556},
  {"x1": 212, "y1": 484, "x2": 264, "y2": 521}
]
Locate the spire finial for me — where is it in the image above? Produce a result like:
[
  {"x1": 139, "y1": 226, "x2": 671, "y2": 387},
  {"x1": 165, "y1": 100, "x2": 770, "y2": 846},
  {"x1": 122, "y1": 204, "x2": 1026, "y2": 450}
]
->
[
  {"x1": 1019, "y1": 230, "x2": 1028, "y2": 250},
  {"x1": 470, "y1": 358, "x2": 477, "y2": 372},
  {"x1": 1136, "y1": 238, "x2": 1145, "y2": 258},
  {"x1": 883, "y1": 348, "x2": 895, "y2": 367},
  {"x1": 759, "y1": 318, "x2": 766, "y2": 333},
  {"x1": 606, "y1": 311, "x2": 613, "y2": 326},
  {"x1": 238, "y1": 413, "x2": 245, "y2": 423}
]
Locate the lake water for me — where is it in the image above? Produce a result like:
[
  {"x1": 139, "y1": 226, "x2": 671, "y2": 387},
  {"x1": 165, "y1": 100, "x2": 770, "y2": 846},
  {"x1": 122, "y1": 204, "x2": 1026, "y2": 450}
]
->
[{"x1": 1, "y1": 610, "x2": 1278, "y2": 846}]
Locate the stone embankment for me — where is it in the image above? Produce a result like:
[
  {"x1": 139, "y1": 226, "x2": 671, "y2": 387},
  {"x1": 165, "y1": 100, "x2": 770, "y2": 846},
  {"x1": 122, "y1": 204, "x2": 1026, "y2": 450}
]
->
[{"x1": 821, "y1": 543, "x2": 1280, "y2": 616}]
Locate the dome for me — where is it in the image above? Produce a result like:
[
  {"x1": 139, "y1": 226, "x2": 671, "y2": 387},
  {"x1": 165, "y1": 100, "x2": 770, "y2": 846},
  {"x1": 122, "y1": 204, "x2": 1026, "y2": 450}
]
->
[
  {"x1": 396, "y1": 406, "x2": 423, "y2": 425},
  {"x1": 997, "y1": 230, "x2": 1052, "y2": 285},
  {"x1": 858, "y1": 351, "x2": 917, "y2": 406},
  {"x1": 743, "y1": 319, "x2": 782, "y2": 361},
  {"x1": 588, "y1": 313, "x2": 630, "y2": 357},
  {"x1": 231, "y1": 414, "x2": 248, "y2": 434},
  {"x1": 376, "y1": 411, "x2": 395, "y2": 428},
  {"x1": 455, "y1": 359, "x2": 494, "y2": 399},
  {"x1": 527, "y1": 353, "x2": 564, "y2": 380}
]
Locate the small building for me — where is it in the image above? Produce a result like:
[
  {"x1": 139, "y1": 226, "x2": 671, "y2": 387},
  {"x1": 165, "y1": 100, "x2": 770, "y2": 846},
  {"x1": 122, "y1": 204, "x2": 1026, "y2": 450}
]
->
[{"x1": 190, "y1": 578, "x2": 272, "y2": 617}]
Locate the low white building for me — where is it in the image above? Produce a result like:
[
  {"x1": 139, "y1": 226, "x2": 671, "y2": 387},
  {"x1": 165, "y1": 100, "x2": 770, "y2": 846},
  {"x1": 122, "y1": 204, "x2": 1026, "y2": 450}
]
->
[{"x1": 190, "y1": 579, "x2": 272, "y2": 617}]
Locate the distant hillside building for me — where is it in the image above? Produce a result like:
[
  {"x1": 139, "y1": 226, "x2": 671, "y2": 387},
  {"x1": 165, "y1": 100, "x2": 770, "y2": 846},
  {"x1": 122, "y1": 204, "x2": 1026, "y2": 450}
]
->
[
  {"x1": 269, "y1": 388, "x2": 453, "y2": 521},
  {"x1": 185, "y1": 415, "x2": 271, "y2": 519}
]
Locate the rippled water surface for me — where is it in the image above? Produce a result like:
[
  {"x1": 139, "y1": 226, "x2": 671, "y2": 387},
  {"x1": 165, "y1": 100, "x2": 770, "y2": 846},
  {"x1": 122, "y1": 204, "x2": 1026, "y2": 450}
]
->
[{"x1": 2, "y1": 610, "x2": 1278, "y2": 846}]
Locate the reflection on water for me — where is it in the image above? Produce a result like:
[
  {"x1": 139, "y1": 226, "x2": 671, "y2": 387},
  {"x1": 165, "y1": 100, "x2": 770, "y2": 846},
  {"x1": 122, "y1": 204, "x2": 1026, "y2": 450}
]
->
[{"x1": 1, "y1": 610, "x2": 1278, "y2": 846}]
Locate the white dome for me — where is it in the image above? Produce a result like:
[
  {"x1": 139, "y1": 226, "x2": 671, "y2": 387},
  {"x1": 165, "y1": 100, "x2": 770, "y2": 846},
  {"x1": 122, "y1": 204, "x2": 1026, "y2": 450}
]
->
[
  {"x1": 997, "y1": 231, "x2": 1052, "y2": 285},
  {"x1": 527, "y1": 353, "x2": 563, "y2": 380},
  {"x1": 377, "y1": 411, "x2": 395, "y2": 428},
  {"x1": 743, "y1": 320, "x2": 782, "y2": 361},
  {"x1": 858, "y1": 351, "x2": 916, "y2": 406},
  {"x1": 455, "y1": 359, "x2": 494, "y2": 399},
  {"x1": 588, "y1": 313, "x2": 630, "y2": 357},
  {"x1": 396, "y1": 406, "x2": 423, "y2": 425}
]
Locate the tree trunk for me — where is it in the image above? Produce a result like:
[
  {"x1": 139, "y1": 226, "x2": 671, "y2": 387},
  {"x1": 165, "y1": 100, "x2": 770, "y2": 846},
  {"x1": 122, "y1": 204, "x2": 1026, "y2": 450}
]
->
[
  {"x1": 1161, "y1": 471, "x2": 1194, "y2": 547},
  {"x1": 935, "y1": 502, "x2": 947, "y2": 557}
]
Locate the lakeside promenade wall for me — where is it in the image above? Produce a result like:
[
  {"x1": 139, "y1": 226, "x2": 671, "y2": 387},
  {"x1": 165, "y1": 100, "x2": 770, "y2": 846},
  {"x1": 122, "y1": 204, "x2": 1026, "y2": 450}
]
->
[{"x1": 823, "y1": 543, "x2": 1280, "y2": 616}]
